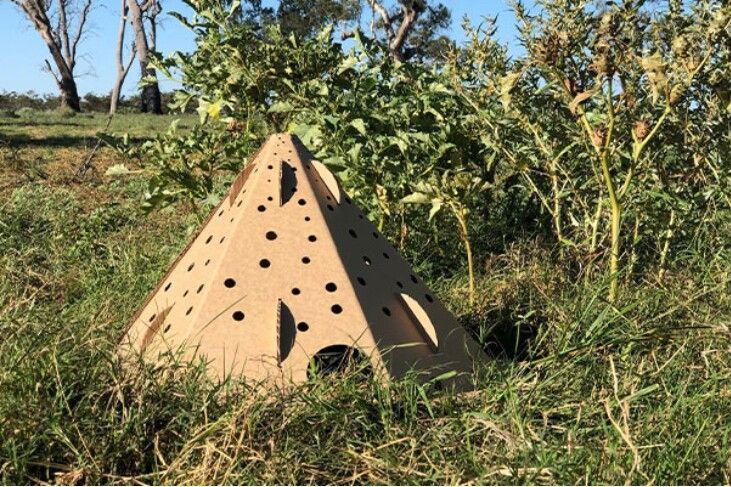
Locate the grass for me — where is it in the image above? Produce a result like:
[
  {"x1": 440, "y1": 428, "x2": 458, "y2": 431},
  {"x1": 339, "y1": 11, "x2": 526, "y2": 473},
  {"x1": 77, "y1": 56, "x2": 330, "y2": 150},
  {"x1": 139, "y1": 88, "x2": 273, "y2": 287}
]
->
[{"x1": 1, "y1": 113, "x2": 730, "y2": 484}]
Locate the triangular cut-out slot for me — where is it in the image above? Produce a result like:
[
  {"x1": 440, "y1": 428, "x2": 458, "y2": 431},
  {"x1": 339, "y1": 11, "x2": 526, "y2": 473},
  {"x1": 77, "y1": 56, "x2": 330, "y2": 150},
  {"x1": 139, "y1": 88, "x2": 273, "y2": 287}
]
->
[{"x1": 280, "y1": 161, "x2": 298, "y2": 206}]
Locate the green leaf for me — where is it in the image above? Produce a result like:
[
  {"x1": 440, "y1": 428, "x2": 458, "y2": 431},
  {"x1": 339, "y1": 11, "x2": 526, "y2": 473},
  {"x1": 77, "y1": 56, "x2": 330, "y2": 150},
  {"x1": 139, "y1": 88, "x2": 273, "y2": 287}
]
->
[
  {"x1": 350, "y1": 118, "x2": 367, "y2": 136},
  {"x1": 323, "y1": 156, "x2": 346, "y2": 171},
  {"x1": 428, "y1": 199, "x2": 443, "y2": 220},
  {"x1": 338, "y1": 55, "x2": 358, "y2": 74},
  {"x1": 268, "y1": 101, "x2": 294, "y2": 113},
  {"x1": 401, "y1": 192, "x2": 430, "y2": 204},
  {"x1": 105, "y1": 164, "x2": 142, "y2": 177}
]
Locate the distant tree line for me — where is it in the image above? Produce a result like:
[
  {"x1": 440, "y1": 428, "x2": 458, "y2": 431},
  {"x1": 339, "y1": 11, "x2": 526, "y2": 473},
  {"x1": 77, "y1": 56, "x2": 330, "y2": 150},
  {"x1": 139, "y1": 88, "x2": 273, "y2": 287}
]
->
[{"x1": 0, "y1": 91, "x2": 193, "y2": 114}]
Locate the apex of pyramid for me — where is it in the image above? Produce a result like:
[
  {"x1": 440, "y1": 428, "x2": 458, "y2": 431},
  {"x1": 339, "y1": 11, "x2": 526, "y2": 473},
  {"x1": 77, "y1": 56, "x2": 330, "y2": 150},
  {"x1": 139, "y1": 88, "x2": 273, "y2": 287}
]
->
[{"x1": 122, "y1": 133, "x2": 484, "y2": 387}]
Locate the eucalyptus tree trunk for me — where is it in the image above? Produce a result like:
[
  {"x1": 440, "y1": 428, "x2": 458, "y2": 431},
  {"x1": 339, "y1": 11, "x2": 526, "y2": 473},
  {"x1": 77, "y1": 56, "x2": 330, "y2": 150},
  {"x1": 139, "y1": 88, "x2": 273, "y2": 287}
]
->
[
  {"x1": 127, "y1": 0, "x2": 162, "y2": 114},
  {"x1": 110, "y1": 0, "x2": 136, "y2": 114},
  {"x1": 11, "y1": 0, "x2": 91, "y2": 112}
]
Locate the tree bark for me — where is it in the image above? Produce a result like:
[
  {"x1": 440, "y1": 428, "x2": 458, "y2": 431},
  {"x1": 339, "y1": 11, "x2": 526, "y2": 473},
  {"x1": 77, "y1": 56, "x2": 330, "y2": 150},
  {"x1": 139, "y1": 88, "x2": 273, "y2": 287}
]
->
[
  {"x1": 59, "y1": 72, "x2": 81, "y2": 111},
  {"x1": 127, "y1": 0, "x2": 162, "y2": 114},
  {"x1": 110, "y1": 0, "x2": 135, "y2": 114},
  {"x1": 366, "y1": 0, "x2": 422, "y2": 61}
]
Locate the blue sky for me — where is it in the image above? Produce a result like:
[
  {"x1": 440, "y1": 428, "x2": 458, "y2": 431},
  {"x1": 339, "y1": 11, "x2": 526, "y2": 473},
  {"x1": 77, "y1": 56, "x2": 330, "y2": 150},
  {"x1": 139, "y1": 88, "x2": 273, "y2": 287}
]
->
[{"x1": 0, "y1": 0, "x2": 525, "y2": 96}]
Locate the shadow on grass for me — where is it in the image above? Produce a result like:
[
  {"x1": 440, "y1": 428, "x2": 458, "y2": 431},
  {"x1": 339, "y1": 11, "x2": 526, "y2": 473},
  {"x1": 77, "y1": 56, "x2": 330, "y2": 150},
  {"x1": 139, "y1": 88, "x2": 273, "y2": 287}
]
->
[
  {"x1": 0, "y1": 120, "x2": 85, "y2": 128},
  {"x1": 1, "y1": 133, "x2": 149, "y2": 148},
  {"x1": 464, "y1": 306, "x2": 545, "y2": 362}
]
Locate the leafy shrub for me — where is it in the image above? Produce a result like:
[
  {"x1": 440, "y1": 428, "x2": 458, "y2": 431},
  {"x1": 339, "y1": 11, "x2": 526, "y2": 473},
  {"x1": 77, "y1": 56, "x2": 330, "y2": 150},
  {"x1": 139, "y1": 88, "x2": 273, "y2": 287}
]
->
[
  {"x1": 14, "y1": 107, "x2": 36, "y2": 118},
  {"x1": 454, "y1": 0, "x2": 731, "y2": 300},
  {"x1": 51, "y1": 106, "x2": 78, "y2": 118}
]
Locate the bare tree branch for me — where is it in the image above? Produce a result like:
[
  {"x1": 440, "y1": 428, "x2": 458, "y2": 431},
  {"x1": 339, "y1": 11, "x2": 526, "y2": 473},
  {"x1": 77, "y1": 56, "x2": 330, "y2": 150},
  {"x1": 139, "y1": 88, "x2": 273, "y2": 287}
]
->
[
  {"x1": 366, "y1": 0, "x2": 395, "y2": 42},
  {"x1": 71, "y1": 0, "x2": 92, "y2": 65},
  {"x1": 43, "y1": 59, "x2": 60, "y2": 83},
  {"x1": 363, "y1": 0, "x2": 424, "y2": 61}
]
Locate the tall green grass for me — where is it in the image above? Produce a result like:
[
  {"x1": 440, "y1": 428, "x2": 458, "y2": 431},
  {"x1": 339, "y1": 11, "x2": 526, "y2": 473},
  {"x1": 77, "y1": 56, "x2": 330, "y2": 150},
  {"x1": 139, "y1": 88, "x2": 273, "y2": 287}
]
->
[{"x1": 1, "y1": 180, "x2": 729, "y2": 484}]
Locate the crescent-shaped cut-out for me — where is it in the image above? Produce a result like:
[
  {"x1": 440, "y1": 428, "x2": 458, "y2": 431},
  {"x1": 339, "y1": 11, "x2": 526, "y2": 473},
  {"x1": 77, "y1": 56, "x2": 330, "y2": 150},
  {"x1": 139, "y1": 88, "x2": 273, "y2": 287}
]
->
[
  {"x1": 120, "y1": 134, "x2": 485, "y2": 388},
  {"x1": 278, "y1": 299, "x2": 296, "y2": 364},
  {"x1": 310, "y1": 159, "x2": 342, "y2": 204},
  {"x1": 140, "y1": 305, "x2": 173, "y2": 352},
  {"x1": 398, "y1": 293, "x2": 439, "y2": 352}
]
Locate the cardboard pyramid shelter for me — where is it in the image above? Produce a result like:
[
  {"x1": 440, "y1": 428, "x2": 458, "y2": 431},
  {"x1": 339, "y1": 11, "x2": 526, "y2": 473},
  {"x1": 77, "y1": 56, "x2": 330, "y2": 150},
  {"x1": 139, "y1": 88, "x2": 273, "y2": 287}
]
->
[{"x1": 122, "y1": 134, "x2": 485, "y2": 387}]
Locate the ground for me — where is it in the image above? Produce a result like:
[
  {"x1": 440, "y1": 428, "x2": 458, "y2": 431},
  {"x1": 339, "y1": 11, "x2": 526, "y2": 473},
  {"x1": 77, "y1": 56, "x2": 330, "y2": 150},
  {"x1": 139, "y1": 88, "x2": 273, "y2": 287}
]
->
[{"x1": 0, "y1": 111, "x2": 730, "y2": 484}]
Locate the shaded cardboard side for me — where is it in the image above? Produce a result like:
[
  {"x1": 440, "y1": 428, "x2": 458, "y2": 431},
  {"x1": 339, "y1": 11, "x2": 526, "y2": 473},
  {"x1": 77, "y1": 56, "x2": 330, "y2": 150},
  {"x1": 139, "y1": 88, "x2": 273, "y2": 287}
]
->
[{"x1": 121, "y1": 136, "x2": 273, "y2": 350}]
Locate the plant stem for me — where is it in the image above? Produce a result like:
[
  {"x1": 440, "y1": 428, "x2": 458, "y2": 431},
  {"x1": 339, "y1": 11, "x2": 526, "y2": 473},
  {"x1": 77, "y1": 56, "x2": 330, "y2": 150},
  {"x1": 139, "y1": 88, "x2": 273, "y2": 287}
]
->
[
  {"x1": 455, "y1": 209, "x2": 475, "y2": 307},
  {"x1": 627, "y1": 214, "x2": 640, "y2": 281},
  {"x1": 600, "y1": 150, "x2": 620, "y2": 302},
  {"x1": 549, "y1": 159, "x2": 564, "y2": 252},
  {"x1": 658, "y1": 208, "x2": 676, "y2": 282}
]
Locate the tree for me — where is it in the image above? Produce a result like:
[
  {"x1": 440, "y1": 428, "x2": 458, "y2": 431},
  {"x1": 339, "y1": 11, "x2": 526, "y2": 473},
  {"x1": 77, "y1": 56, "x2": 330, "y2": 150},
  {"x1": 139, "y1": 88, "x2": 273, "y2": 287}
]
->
[
  {"x1": 127, "y1": 0, "x2": 162, "y2": 114},
  {"x1": 360, "y1": 0, "x2": 451, "y2": 61},
  {"x1": 10, "y1": 0, "x2": 92, "y2": 111},
  {"x1": 110, "y1": 0, "x2": 136, "y2": 114},
  {"x1": 277, "y1": 0, "x2": 360, "y2": 39}
]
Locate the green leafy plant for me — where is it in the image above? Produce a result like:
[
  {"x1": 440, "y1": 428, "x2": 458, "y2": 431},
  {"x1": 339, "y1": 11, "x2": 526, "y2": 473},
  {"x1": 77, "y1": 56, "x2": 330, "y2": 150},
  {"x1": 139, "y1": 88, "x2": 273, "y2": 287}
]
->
[
  {"x1": 454, "y1": 0, "x2": 731, "y2": 301},
  {"x1": 402, "y1": 170, "x2": 491, "y2": 305}
]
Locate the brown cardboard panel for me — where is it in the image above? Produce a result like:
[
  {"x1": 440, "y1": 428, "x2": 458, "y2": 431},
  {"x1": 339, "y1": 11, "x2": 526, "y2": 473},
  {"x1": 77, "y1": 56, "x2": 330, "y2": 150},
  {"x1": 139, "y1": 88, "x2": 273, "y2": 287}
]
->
[{"x1": 121, "y1": 134, "x2": 486, "y2": 387}]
